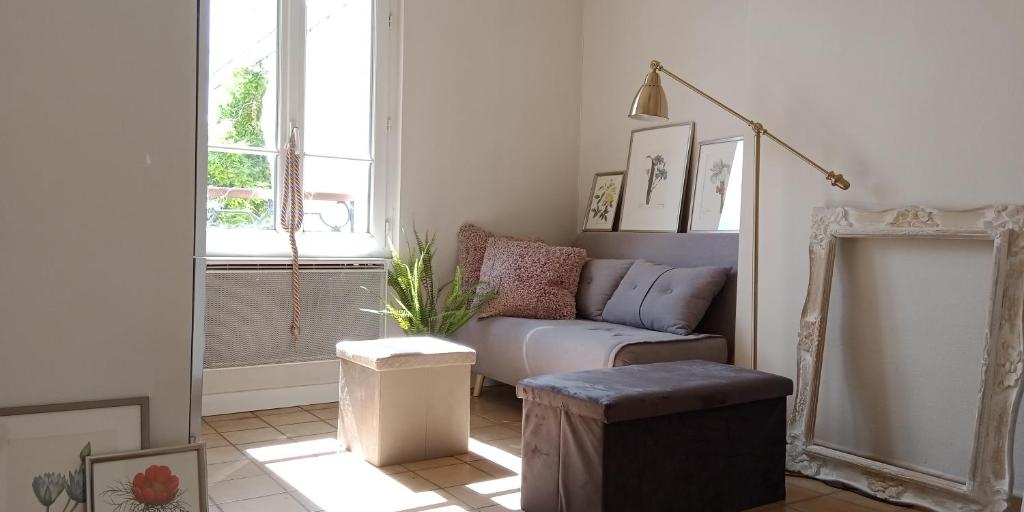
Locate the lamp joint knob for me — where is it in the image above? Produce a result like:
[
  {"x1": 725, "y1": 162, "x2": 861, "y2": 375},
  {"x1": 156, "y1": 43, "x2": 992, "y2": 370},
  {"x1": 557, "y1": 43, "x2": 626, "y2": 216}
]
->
[{"x1": 827, "y1": 172, "x2": 851, "y2": 190}]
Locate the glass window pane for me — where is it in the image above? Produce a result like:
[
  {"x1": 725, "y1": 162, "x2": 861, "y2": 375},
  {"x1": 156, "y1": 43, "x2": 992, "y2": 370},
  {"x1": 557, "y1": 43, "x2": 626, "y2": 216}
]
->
[
  {"x1": 207, "y1": 150, "x2": 276, "y2": 230},
  {"x1": 302, "y1": 156, "x2": 370, "y2": 233},
  {"x1": 304, "y1": 0, "x2": 373, "y2": 159},
  {"x1": 208, "y1": 0, "x2": 278, "y2": 149}
]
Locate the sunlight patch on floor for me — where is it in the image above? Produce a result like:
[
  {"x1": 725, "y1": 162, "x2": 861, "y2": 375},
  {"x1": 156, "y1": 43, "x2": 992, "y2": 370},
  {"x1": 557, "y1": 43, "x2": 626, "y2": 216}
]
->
[
  {"x1": 467, "y1": 438, "x2": 521, "y2": 474},
  {"x1": 465, "y1": 476, "x2": 521, "y2": 495},
  {"x1": 242, "y1": 437, "x2": 339, "y2": 462},
  {"x1": 489, "y1": 492, "x2": 522, "y2": 510},
  {"x1": 266, "y1": 451, "x2": 467, "y2": 511}
]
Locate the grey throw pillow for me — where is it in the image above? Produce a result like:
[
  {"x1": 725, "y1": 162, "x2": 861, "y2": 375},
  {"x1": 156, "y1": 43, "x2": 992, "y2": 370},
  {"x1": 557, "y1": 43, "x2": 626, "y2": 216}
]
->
[
  {"x1": 576, "y1": 259, "x2": 636, "y2": 320},
  {"x1": 602, "y1": 260, "x2": 729, "y2": 335},
  {"x1": 601, "y1": 261, "x2": 672, "y2": 328},
  {"x1": 640, "y1": 266, "x2": 729, "y2": 335}
]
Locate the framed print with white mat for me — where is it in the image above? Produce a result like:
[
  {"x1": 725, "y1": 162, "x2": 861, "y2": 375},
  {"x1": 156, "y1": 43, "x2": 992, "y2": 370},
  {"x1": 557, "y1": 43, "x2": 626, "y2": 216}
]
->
[
  {"x1": 689, "y1": 136, "x2": 743, "y2": 232},
  {"x1": 618, "y1": 122, "x2": 694, "y2": 232},
  {"x1": 0, "y1": 398, "x2": 148, "y2": 512}
]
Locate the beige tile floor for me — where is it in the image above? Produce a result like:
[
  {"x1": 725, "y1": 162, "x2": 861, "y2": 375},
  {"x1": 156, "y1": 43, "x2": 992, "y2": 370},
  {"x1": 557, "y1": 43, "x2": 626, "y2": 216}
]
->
[{"x1": 201, "y1": 385, "x2": 912, "y2": 512}]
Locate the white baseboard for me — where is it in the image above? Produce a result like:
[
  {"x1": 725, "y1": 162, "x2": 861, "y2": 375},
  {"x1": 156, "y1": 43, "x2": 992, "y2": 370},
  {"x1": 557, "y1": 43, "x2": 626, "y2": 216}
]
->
[
  {"x1": 201, "y1": 360, "x2": 339, "y2": 416},
  {"x1": 202, "y1": 382, "x2": 338, "y2": 416}
]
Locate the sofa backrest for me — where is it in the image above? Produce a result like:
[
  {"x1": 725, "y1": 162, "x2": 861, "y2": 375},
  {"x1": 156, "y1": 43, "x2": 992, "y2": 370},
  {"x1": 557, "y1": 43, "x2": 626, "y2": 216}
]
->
[{"x1": 573, "y1": 232, "x2": 739, "y2": 361}]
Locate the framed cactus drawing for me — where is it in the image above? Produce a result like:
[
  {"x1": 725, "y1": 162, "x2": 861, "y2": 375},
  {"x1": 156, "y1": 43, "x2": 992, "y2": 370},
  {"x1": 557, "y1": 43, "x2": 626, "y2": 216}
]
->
[
  {"x1": 86, "y1": 444, "x2": 207, "y2": 512},
  {"x1": 0, "y1": 398, "x2": 148, "y2": 512}
]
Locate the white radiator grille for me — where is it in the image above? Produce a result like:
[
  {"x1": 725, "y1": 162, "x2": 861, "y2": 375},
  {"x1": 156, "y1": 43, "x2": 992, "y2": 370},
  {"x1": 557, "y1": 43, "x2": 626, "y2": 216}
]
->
[{"x1": 204, "y1": 262, "x2": 385, "y2": 369}]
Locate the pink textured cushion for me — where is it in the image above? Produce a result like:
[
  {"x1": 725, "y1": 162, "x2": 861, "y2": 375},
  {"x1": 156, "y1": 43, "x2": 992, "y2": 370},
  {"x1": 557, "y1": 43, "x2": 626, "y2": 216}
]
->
[
  {"x1": 478, "y1": 238, "x2": 588, "y2": 320},
  {"x1": 456, "y1": 224, "x2": 494, "y2": 287},
  {"x1": 456, "y1": 223, "x2": 532, "y2": 287}
]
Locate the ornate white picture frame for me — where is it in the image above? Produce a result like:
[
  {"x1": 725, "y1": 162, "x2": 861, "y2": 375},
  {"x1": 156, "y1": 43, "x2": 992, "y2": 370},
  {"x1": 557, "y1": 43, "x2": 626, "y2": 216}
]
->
[{"x1": 787, "y1": 205, "x2": 1024, "y2": 512}]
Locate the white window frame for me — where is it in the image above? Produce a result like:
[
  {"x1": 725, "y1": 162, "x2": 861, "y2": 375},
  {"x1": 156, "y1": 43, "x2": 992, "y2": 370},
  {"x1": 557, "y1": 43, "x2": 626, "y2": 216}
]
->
[{"x1": 203, "y1": 0, "x2": 399, "y2": 259}]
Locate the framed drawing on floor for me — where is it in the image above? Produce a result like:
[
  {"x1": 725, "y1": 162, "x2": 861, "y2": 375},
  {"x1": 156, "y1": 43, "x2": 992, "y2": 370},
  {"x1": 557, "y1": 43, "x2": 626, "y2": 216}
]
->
[
  {"x1": 618, "y1": 122, "x2": 694, "y2": 232},
  {"x1": 87, "y1": 444, "x2": 208, "y2": 512},
  {"x1": 689, "y1": 136, "x2": 743, "y2": 232},
  {"x1": 0, "y1": 397, "x2": 149, "y2": 512}
]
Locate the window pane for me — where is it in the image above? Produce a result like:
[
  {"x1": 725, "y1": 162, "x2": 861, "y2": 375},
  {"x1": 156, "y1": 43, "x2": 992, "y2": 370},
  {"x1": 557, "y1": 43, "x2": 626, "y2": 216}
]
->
[
  {"x1": 304, "y1": 0, "x2": 373, "y2": 159},
  {"x1": 207, "y1": 150, "x2": 276, "y2": 229},
  {"x1": 302, "y1": 156, "x2": 370, "y2": 233},
  {"x1": 208, "y1": 0, "x2": 278, "y2": 149}
]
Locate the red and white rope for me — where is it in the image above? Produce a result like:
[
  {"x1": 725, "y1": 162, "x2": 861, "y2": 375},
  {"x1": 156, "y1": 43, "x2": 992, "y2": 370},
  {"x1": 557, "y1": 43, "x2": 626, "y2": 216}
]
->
[{"x1": 281, "y1": 127, "x2": 304, "y2": 341}]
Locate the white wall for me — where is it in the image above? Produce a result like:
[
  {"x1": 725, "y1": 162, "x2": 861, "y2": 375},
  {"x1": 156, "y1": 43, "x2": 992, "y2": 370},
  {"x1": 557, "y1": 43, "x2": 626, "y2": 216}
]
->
[
  {"x1": 0, "y1": 0, "x2": 198, "y2": 445},
  {"x1": 579, "y1": 0, "x2": 1024, "y2": 490},
  {"x1": 399, "y1": 0, "x2": 584, "y2": 282}
]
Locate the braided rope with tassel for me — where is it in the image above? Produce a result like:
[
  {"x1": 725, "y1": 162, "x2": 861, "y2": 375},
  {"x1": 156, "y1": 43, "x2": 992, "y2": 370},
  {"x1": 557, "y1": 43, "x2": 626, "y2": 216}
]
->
[{"x1": 281, "y1": 127, "x2": 304, "y2": 343}]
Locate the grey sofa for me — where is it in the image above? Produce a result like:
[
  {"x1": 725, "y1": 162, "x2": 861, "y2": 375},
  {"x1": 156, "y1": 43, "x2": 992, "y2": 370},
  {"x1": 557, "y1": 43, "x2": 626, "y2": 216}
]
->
[{"x1": 455, "y1": 232, "x2": 738, "y2": 388}]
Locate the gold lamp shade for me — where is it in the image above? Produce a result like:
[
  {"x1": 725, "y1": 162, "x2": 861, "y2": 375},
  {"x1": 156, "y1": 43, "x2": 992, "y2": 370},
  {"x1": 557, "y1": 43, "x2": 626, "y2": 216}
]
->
[{"x1": 629, "y1": 68, "x2": 669, "y2": 120}]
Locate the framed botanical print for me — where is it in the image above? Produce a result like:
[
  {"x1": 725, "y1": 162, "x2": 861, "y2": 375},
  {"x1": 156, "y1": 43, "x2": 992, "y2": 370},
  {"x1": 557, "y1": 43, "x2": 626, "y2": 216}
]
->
[
  {"x1": 87, "y1": 444, "x2": 207, "y2": 512},
  {"x1": 618, "y1": 122, "x2": 694, "y2": 232},
  {"x1": 0, "y1": 398, "x2": 148, "y2": 512},
  {"x1": 689, "y1": 136, "x2": 744, "y2": 232},
  {"x1": 583, "y1": 171, "x2": 625, "y2": 231}
]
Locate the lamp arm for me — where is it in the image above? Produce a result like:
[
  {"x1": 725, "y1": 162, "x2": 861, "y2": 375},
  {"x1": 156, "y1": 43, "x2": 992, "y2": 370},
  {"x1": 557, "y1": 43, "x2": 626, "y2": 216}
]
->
[
  {"x1": 653, "y1": 61, "x2": 850, "y2": 190},
  {"x1": 655, "y1": 62, "x2": 754, "y2": 127},
  {"x1": 761, "y1": 129, "x2": 849, "y2": 189}
]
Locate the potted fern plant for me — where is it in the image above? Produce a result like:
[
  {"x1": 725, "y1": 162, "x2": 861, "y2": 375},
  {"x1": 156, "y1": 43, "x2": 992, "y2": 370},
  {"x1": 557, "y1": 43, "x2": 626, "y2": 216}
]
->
[{"x1": 373, "y1": 230, "x2": 497, "y2": 337}]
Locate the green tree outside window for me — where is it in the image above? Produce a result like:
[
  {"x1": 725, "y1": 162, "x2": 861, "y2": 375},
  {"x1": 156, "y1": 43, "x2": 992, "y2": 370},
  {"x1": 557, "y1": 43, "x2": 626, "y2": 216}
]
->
[{"x1": 208, "y1": 62, "x2": 273, "y2": 228}]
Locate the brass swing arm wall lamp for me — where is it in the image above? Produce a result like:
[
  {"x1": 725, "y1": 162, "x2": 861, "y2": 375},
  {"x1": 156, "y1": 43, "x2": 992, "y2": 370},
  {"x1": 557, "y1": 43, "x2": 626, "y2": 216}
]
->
[{"x1": 629, "y1": 60, "x2": 851, "y2": 368}]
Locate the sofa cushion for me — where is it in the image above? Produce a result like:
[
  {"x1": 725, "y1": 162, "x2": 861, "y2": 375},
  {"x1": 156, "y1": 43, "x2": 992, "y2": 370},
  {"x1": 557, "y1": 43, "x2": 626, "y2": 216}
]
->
[
  {"x1": 602, "y1": 260, "x2": 672, "y2": 327},
  {"x1": 456, "y1": 223, "x2": 497, "y2": 287},
  {"x1": 603, "y1": 261, "x2": 729, "y2": 335},
  {"x1": 576, "y1": 259, "x2": 635, "y2": 321},
  {"x1": 640, "y1": 266, "x2": 729, "y2": 335},
  {"x1": 478, "y1": 238, "x2": 587, "y2": 320},
  {"x1": 456, "y1": 223, "x2": 533, "y2": 287},
  {"x1": 453, "y1": 317, "x2": 727, "y2": 386}
]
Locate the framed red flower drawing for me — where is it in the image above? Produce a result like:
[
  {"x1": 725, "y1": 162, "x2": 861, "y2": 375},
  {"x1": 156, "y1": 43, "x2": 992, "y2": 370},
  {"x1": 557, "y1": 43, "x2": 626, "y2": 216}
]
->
[{"x1": 86, "y1": 444, "x2": 207, "y2": 512}]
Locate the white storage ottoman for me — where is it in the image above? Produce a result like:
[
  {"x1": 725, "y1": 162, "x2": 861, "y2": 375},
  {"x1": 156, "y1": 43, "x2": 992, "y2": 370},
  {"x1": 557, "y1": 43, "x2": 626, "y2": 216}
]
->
[{"x1": 336, "y1": 337, "x2": 476, "y2": 466}]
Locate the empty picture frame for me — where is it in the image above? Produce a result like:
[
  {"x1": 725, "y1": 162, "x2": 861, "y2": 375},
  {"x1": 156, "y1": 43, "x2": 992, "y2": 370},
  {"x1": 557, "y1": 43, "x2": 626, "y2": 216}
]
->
[{"x1": 787, "y1": 206, "x2": 1024, "y2": 512}]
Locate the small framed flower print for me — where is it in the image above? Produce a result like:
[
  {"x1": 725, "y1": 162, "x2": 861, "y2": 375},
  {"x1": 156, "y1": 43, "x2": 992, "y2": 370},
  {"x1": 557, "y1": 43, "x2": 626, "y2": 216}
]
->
[
  {"x1": 584, "y1": 171, "x2": 625, "y2": 231},
  {"x1": 86, "y1": 444, "x2": 207, "y2": 512}
]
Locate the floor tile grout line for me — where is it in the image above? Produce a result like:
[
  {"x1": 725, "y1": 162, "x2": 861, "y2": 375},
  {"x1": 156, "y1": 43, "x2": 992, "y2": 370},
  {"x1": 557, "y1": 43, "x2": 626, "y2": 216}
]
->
[
  {"x1": 208, "y1": 418, "x2": 274, "y2": 435},
  {"x1": 276, "y1": 420, "x2": 335, "y2": 439},
  {"x1": 786, "y1": 489, "x2": 840, "y2": 505},
  {"x1": 204, "y1": 418, "x2": 335, "y2": 438}
]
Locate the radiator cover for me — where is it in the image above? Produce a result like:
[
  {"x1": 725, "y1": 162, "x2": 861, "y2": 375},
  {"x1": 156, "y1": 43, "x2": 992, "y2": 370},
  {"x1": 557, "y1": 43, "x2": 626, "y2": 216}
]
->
[{"x1": 204, "y1": 262, "x2": 385, "y2": 369}]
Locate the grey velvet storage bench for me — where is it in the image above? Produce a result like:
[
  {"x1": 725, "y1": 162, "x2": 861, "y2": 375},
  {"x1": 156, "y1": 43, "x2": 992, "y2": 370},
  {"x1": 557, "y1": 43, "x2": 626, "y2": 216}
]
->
[{"x1": 516, "y1": 360, "x2": 793, "y2": 512}]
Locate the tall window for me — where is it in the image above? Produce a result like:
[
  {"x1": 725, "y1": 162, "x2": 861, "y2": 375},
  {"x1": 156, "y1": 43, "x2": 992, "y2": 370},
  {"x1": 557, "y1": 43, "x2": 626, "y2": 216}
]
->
[{"x1": 206, "y1": 0, "x2": 391, "y2": 256}]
